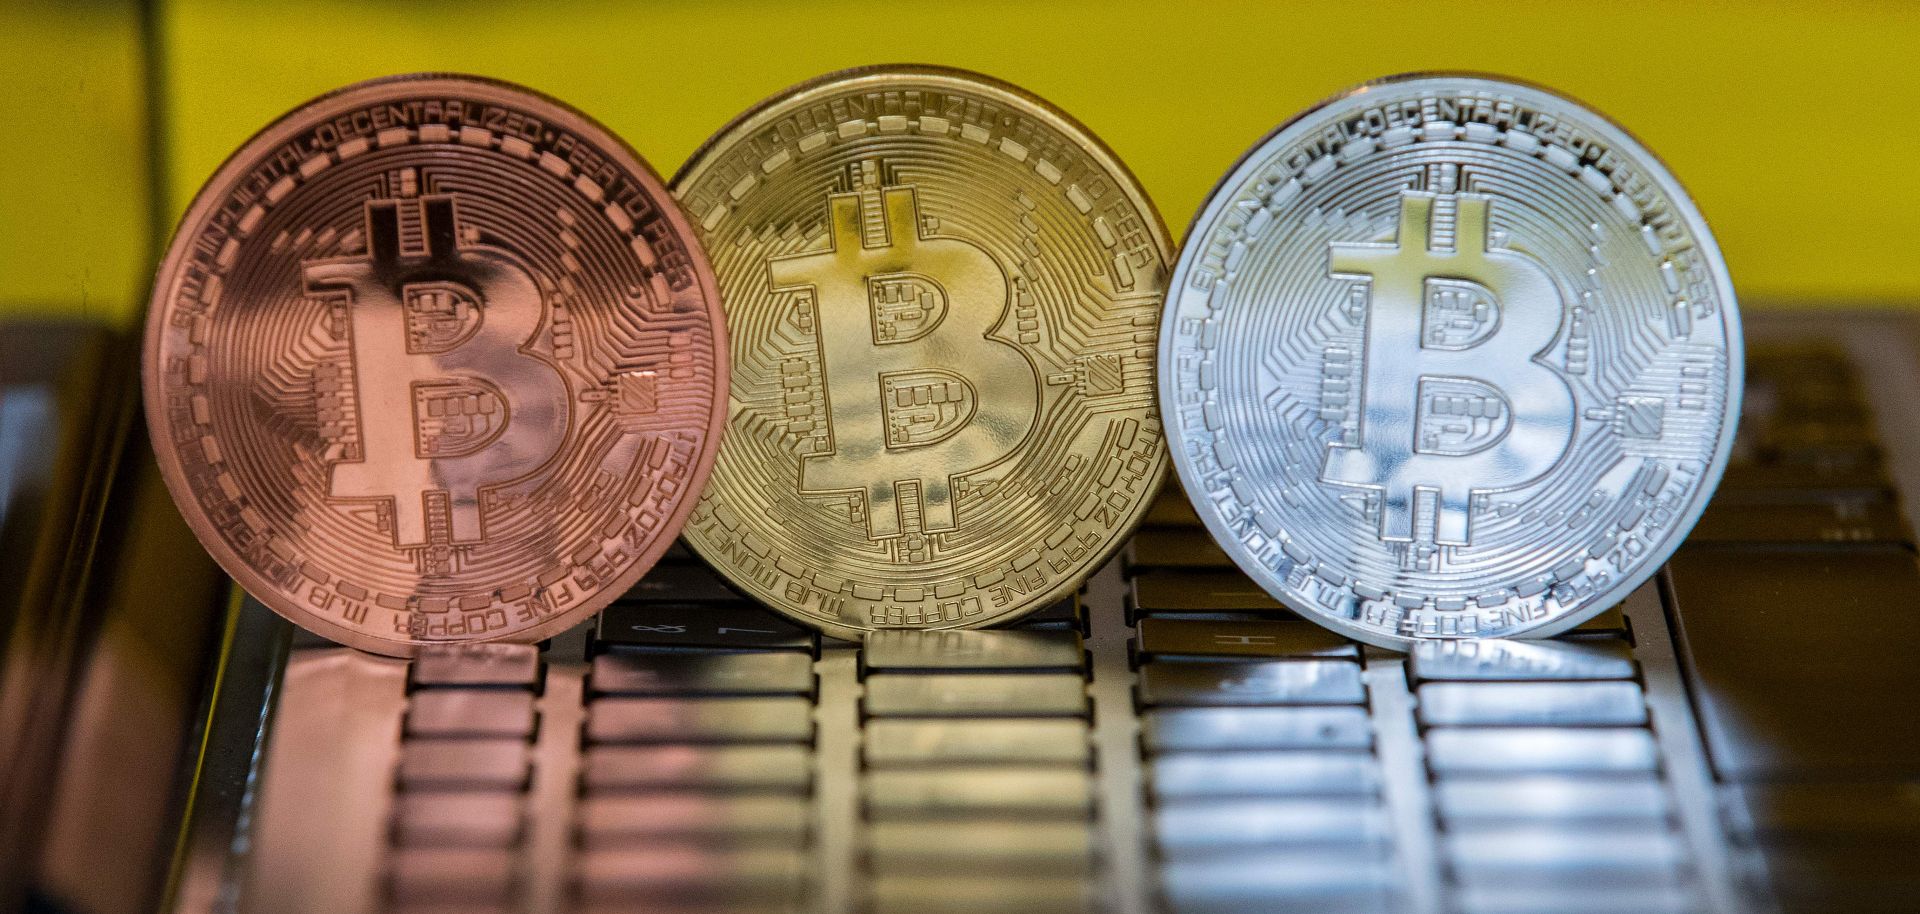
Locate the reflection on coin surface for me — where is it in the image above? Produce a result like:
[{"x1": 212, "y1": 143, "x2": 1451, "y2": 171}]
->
[
  {"x1": 1161, "y1": 74, "x2": 1740, "y2": 649},
  {"x1": 144, "y1": 74, "x2": 727, "y2": 656},
  {"x1": 674, "y1": 66, "x2": 1170, "y2": 638}
]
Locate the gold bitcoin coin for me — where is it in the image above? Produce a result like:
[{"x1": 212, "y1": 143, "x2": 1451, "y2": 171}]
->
[
  {"x1": 144, "y1": 74, "x2": 728, "y2": 656},
  {"x1": 673, "y1": 65, "x2": 1170, "y2": 638}
]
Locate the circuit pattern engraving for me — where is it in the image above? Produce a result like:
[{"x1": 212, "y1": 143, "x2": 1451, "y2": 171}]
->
[
  {"x1": 675, "y1": 66, "x2": 1170, "y2": 637},
  {"x1": 144, "y1": 75, "x2": 728, "y2": 655},
  {"x1": 1160, "y1": 74, "x2": 1742, "y2": 648}
]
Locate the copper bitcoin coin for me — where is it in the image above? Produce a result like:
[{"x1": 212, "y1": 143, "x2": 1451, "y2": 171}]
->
[
  {"x1": 144, "y1": 74, "x2": 728, "y2": 656},
  {"x1": 673, "y1": 66, "x2": 1172, "y2": 638}
]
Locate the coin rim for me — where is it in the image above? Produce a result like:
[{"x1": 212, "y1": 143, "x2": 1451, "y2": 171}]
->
[
  {"x1": 142, "y1": 72, "x2": 731, "y2": 657},
  {"x1": 1157, "y1": 70, "x2": 1745, "y2": 649},
  {"x1": 671, "y1": 62, "x2": 1173, "y2": 638}
]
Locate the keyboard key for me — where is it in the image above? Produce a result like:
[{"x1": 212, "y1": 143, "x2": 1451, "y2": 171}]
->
[
  {"x1": 1432, "y1": 776, "x2": 1670, "y2": 823},
  {"x1": 863, "y1": 673, "x2": 1087, "y2": 717},
  {"x1": 1669, "y1": 545, "x2": 1920, "y2": 780},
  {"x1": 572, "y1": 845, "x2": 805, "y2": 904},
  {"x1": 1159, "y1": 847, "x2": 1394, "y2": 912},
  {"x1": 576, "y1": 794, "x2": 809, "y2": 845},
  {"x1": 1449, "y1": 872, "x2": 1692, "y2": 903},
  {"x1": 388, "y1": 848, "x2": 516, "y2": 903},
  {"x1": 1425, "y1": 728, "x2": 1657, "y2": 774},
  {"x1": 1747, "y1": 345, "x2": 1855, "y2": 384},
  {"x1": 1568, "y1": 606, "x2": 1630, "y2": 640},
  {"x1": 1452, "y1": 881, "x2": 1695, "y2": 914},
  {"x1": 1005, "y1": 595, "x2": 1084, "y2": 631},
  {"x1": 1136, "y1": 618, "x2": 1357, "y2": 661},
  {"x1": 585, "y1": 697, "x2": 813, "y2": 744},
  {"x1": 1691, "y1": 496, "x2": 1910, "y2": 545},
  {"x1": 1737, "y1": 348, "x2": 1877, "y2": 442},
  {"x1": 388, "y1": 902, "x2": 517, "y2": 914},
  {"x1": 1444, "y1": 824, "x2": 1687, "y2": 872},
  {"x1": 1408, "y1": 638, "x2": 1636, "y2": 683},
  {"x1": 564, "y1": 898, "x2": 791, "y2": 914},
  {"x1": 866, "y1": 874, "x2": 1091, "y2": 914},
  {"x1": 1718, "y1": 462, "x2": 1891, "y2": 497},
  {"x1": 581, "y1": 745, "x2": 812, "y2": 792},
  {"x1": 397, "y1": 739, "x2": 530, "y2": 789},
  {"x1": 620, "y1": 562, "x2": 748, "y2": 603},
  {"x1": 864, "y1": 719, "x2": 1090, "y2": 766},
  {"x1": 1754, "y1": 843, "x2": 1920, "y2": 913},
  {"x1": 866, "y1": 820, "x2": 1092, "y2": 873},
  {"x1": 1162, "y1": 887, "x2": 1394, "y2": 914},
  {"x1": 405, "y1": 690, "x2": 537, "y2": 738},
  {"x1": 590, "y1": 651, "x2": 815, "y2": 697},
  {"x1": 1763, "y1": 416, "x2": 1880, "y2": 450},
  {"x1": 1150, "y1": 752, "x2": 1382, "y2": 799},
  {"x1": 864, "y1": 768, "x2": 1092, "y2": 819},
  {"x1": 863, "y1": 629, "x2": 1083, "y2": 674},
  {"x1": 389, "y1": 901, "x2": 518, "y2": 914},
  {"x1": 596, "y1": 603, "x2": 814, "y2": 652},
  {"x1": 1130, "y1": 528, "x2": 1234, "y2": 570},
  {"x1": 1142, "y1": 707, "x2": 1372, "y2": 752},
  {"x1": 1725, "y1": 782, "x2": 1920, "y2": 839},
  {"x1": 409, "y1": 643, "x2": 541, "y2": 689},
  {"x1": 1744, "y1": 346, "x2": 1872, "y2": 420},
  {"x1": 1144, "y1": 492, "x2": 1202, "y2": 527},
  {"x1": 1131, "y1": 571, "x2": 1289, "y2": 615},
  {"x1": 1772, "y1": 437, "x2": 1884, "y2": 464},
  {"x1": 1138, "y1": 660, "x2": 1365, "y2": 706},
  {"x1": 1416, "y1": 681, "x2": 1647, "y2": 727},
  {"x1": 391, "y1": 792, "x2": 523, "y2": 847},
  {"x1": 1155, "y1": 798, "x2": 1386, "y2": 850}
]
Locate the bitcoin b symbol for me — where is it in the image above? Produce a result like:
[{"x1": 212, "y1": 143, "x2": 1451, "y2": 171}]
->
[
  {"x1": 1322, "y1": 190, "x2": 1575, "y2": 545},
  {"x1": 771, "y1": 185, "x2": 1037, "y2": 540},
  {"x1": 305, "y1": 195, "x2": 569, "y2": 549}
]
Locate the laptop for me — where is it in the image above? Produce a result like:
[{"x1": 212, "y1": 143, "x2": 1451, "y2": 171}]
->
[{"x1": 7, "y1": 303, "x2": 1917, "y2": 914}]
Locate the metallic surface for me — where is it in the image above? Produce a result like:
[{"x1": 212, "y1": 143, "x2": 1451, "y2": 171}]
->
[
  {"x1": 1, "y1": 321, "x2": 235, "y2": 914},
  {"x1": 153, "y1": 306, "x2": 1920, "y2": 914},
  {"x1": 673, "y1": 65, "x2": 1171, "y2": 638},
  {"x1": 143, "y1": 74, "x2": 728, "y2": 656},
  {"x1": 1161, "y1": 73, "x2": 1741, "y2": 649}
]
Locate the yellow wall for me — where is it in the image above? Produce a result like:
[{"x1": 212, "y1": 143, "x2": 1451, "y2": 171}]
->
[
  {"x1": 6, "y1": 0, "x2": 1918, "y2": 326},
  {"x1": 0, "y1": 2, "x2": 152, "y2": 324}
]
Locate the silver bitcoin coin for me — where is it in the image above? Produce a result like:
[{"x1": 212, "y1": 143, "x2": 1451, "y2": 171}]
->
[{"x1": 1161, "y1": 73, "x2": 1741, "y2": 649}]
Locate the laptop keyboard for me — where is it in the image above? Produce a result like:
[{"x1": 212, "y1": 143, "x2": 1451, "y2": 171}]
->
[
  {"x1": 234, "y1": 337, "x2": 1920, "y2": 914},
  {"x1": 390, "y1": 645, "x2": 545, "y2": 907},
  {"x1": 1131, "y1": 488, "x2": 1680, "y2": 913},
  {"x1": 1677, "y1": 343, "x2": 1920, "y2": 914}
]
